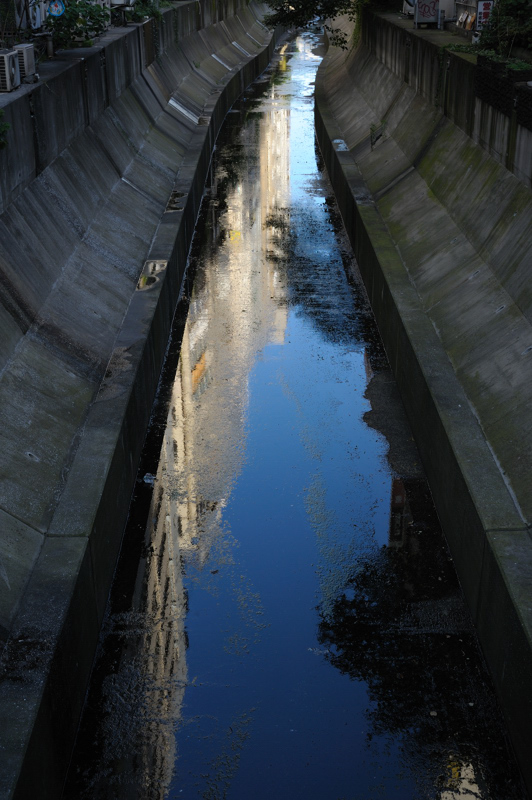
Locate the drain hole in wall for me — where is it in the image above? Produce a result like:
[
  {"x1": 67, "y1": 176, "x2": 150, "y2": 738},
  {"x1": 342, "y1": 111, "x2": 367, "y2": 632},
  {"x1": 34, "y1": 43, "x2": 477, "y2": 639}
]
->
[{"x1": 166, "y1": 191, "x2": 187, "y2": 212}]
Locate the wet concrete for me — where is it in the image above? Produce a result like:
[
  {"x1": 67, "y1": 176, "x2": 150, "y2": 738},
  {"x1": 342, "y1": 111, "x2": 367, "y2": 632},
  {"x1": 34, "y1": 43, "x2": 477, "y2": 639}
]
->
[{"x1": 64, "y1": 33, "x2": 526, "y2": 800}]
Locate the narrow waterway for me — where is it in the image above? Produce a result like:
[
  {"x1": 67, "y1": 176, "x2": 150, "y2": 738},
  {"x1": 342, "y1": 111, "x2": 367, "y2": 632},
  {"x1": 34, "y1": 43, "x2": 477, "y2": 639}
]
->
[{"x1": 64, "y1": 32, "x2": 526, "y2": 800}]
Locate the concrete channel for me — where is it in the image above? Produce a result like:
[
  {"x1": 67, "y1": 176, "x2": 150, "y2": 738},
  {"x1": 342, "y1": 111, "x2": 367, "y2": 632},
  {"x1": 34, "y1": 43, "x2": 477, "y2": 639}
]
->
[
  {"x1": 0, "y1": 1, "x2": 530, "y2": 797},
  {"x1": 63, "y1": 29, "x2": 526, "y2": 800}
]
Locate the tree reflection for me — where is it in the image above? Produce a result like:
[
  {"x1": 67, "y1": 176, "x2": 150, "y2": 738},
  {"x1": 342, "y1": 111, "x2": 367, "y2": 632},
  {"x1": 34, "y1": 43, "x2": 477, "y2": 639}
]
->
[{"x1": 317, "y1": 479, "x2": 523, "y2": 799}]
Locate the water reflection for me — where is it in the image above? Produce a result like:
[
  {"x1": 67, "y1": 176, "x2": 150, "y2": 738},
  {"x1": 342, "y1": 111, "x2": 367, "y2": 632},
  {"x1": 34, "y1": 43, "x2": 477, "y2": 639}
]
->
[
  {"x1": 67, "y1": 467, "x2": 189, "y2": 798},
  {"x1": 318, "y1": 476, "x2": 520, "y2": 798},
  {"x1": 64, "y1": 31, "x2": 526, "y2": 800},
  {"x1": 170, "y1": 41, "x2": 292, "y2": 566}
]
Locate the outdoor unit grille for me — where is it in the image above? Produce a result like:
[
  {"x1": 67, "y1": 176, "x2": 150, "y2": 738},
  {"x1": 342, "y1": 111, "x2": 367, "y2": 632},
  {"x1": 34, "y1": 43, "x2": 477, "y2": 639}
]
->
[
  {"x1": 14, "y1": 44, "x2": 35, "y2": 79},
  {"x1": 0, "y1": 50, "x2": 20, "y2": 92}
]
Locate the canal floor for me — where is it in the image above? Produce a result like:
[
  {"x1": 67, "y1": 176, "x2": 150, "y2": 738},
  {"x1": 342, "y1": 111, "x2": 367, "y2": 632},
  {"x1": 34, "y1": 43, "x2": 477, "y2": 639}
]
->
[{"x1": 64, "y1": 32, "x2": 526, "y2": 800}]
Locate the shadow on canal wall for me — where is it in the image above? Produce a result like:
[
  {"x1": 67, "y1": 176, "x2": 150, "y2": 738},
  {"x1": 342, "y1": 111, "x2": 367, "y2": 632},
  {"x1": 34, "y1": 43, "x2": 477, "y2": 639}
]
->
[
  {"x1": 315, "y1": 11, "x2": 532, "y2": 795},
  {"x1": 0, "y1": 2, "x2": 280, "y2": 797}
]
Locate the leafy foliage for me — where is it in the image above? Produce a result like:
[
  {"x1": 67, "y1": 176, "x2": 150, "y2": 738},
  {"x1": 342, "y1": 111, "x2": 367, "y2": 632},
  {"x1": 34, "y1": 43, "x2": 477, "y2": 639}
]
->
[
  {"x1": 125, "y1": 0, "x2": 162, "y2": 22},
  {"x1": 264, "y1": 0, "x2": 356, "y2": 29},
  {"x1": 444, "y1": 41, "x2": 531, "y2": 67},
  {"x1": 45, "y1": 0, "x2": 109, "y2": 49},
  {"x1": 264, "y1": 0, "x2": 359, "y2": 48},
  {"x1": 0, "y1": 0, "x2": 17, "y2": 41},
  {"x1": 478, "y1": 0, "x2": 532, "y2": 57},
  {"x1": 264, "y1": 0, "x2": 400, "y2": 48}
]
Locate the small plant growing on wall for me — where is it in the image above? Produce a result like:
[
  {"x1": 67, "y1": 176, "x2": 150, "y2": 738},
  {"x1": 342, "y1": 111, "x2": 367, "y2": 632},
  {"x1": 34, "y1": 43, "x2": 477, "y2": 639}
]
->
[
  {"x1": 0, "y1": 109, "x2": 10, "y2": 148},
  {"x1": 125, "y1": 0, "x2": 161, "y2": 21},
  {"x1": 125, "y1": 0, "x2": 172, "y2": 22},
  {"x1": 45, "y1": 0, "x2": 109, "y2": 48}
]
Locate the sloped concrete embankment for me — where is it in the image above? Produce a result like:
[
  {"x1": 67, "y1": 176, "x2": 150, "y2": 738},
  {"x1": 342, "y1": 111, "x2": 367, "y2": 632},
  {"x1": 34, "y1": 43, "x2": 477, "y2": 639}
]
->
[
  {"x1": 0, "y1": 3, "x2": 278, "y2": 796},
  {"x1": 315, "y1": 12, "x2": 532, "y2": 795}
]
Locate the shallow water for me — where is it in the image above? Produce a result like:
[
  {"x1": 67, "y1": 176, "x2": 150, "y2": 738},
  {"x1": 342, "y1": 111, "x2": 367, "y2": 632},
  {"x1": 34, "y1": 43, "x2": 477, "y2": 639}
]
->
[{"x1": 64, "y1": 32, "x2": 526, "y2": 800}]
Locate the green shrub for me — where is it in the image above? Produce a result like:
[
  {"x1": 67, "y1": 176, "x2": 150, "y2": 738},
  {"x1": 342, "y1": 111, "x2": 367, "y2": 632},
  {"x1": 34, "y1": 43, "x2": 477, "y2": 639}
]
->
[
  {"x1": 126, "y1": 0, "x2": 161, "y2": 22},
  {"x1": 45, "y1": 0, "x2": 109, "y2": 49},
  {"x1": 479, "y1": 0, "x2": 532, "y2": 57}
]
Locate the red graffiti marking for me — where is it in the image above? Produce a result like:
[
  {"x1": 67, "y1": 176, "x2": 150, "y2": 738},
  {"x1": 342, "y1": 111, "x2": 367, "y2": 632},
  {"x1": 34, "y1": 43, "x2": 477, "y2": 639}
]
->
[{"x1": 417, "y1": 0, "x2": 437, "y2": 17}]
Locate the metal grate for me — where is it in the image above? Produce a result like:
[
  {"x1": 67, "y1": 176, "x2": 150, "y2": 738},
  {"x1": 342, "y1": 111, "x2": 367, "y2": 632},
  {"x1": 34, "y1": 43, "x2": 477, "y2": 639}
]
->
[
  {"x1": 14, "y1": 44, "x2": 35, "y2": 79},
  {"x1": 0, "y1": 52, "x2": 18, "y2": 92}
]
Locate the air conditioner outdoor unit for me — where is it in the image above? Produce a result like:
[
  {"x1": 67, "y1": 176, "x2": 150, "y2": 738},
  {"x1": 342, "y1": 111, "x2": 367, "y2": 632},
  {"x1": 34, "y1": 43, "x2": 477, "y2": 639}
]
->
[
  {"x1": 14, "y1": 44, "x2": 36, "y2": 79},
  {"x1": 0, "y1": 50, "x2": 21, "y2": 92},
  {"x1": 29, "y1": 1, "x2": 42, "y2": 28}
]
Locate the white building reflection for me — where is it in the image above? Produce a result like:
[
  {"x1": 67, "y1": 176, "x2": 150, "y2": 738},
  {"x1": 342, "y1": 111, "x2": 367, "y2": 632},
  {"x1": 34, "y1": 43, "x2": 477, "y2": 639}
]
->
[
  {"x1": 97, "y1": 470, "x2": 188, "y2": 799},
  {"x1": 441, "y1": 760, "x2": 481, "y2": 798},
  {"x1": 170, "y1": 73, "x2": 291, "y2": 564},
  {"x1": 137, "y1": 476, "x2": 188, "y2": 795},
  {"x1": 112, "y1": 64, "x2": 292, "y2": 796}
]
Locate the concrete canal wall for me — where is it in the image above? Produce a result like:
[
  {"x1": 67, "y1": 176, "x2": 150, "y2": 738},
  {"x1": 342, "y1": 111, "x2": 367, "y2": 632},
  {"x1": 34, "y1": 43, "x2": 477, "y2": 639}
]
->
[
  {"x1": 0, "y1": 2, "x2": 277, "y2": 796},
  {"x1": 315, "y1": 12, "x2": 532, "y2": 795}
]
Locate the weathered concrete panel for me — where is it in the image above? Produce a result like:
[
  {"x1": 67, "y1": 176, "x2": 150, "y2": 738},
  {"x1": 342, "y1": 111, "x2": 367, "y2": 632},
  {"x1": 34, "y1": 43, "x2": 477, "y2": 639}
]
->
[
  {"x1": 0, "y1": 189, "x2": 77, "y2": 335},
  {"x1": 83, "y1": 49, "x2": 109, "y2": 125},
  {"x1": 444, "y1": 50, "x2": 476, "y2": 136},
  {"x1": 513, "y1": 123, "x2": 532, "y2": 187},
  {"x1": 0, "y1": 513, "x2": 43, "y2": 641},
  {"x1": 1, "y1": 535, "x2": 96, "y2": 800},
  {"x1": 0, "y1": 95, "x2": 35, "y2": 215},
  {"x1": 31, "y1": 63, "x2": 87, "y2": 173},
  {"x1": 0, "y1": 339, "x2": 95, "y2": 531},
  {"x1": 90, "y1": 105, "x2": 139, "y2": 175},
  {"x1": 52, "y1": 134, "x2": 119, "y2": 227},
  {"x1": 389, "y1": 91, "x2": 441, "y2": 162},
  {"x1": 105, "y1": 29, "x2": 142, "y2": 102}
]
